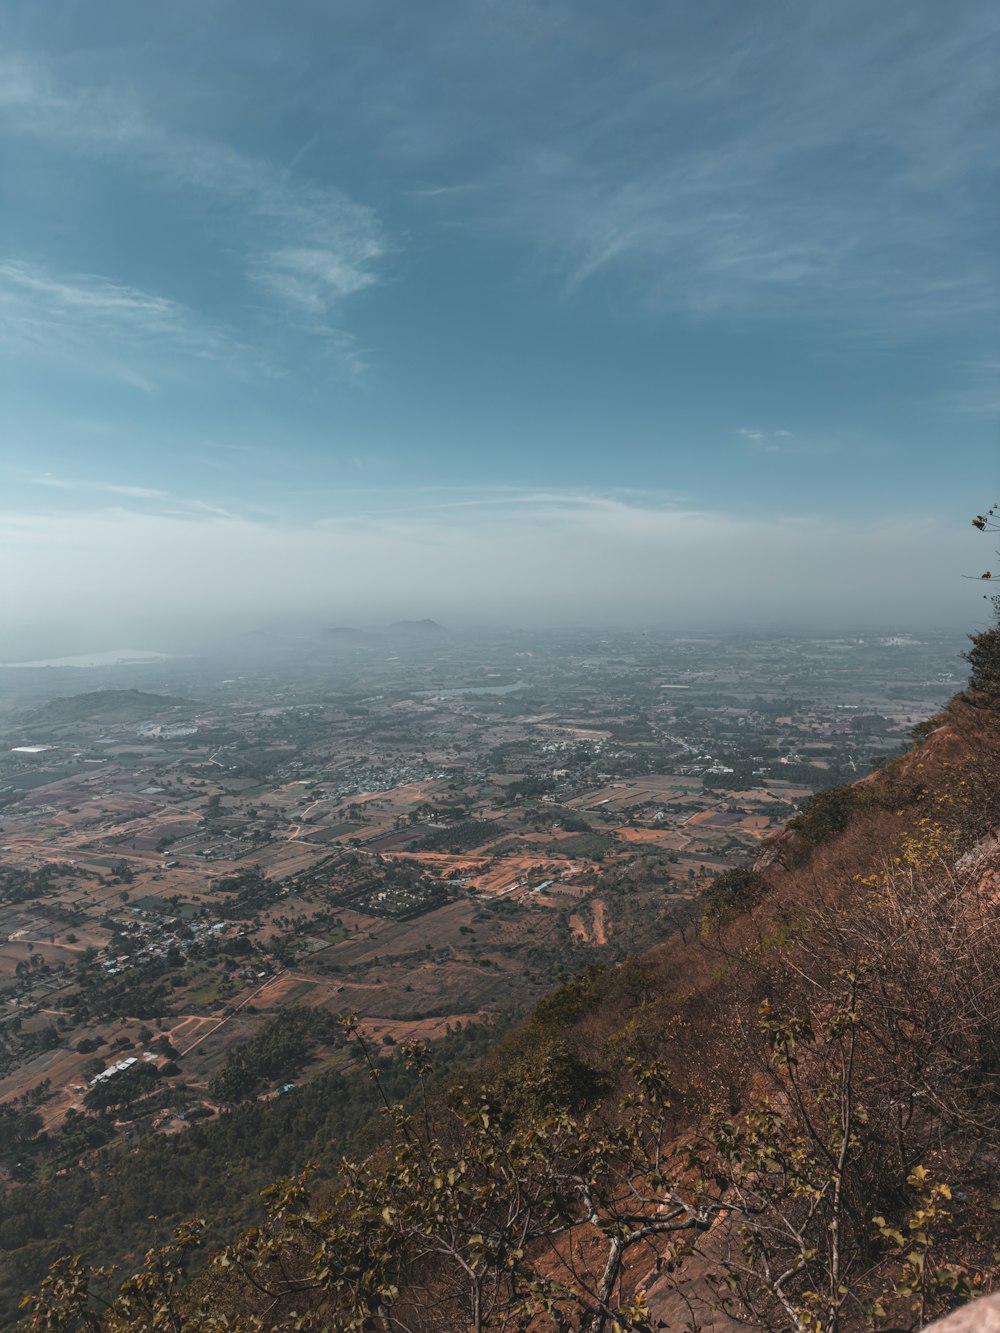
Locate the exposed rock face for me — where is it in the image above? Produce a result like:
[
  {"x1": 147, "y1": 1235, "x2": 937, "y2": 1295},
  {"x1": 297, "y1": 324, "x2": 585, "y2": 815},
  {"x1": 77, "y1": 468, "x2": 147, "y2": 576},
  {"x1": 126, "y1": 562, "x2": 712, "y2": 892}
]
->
[{"x1": 925, "y1": 1294, "x2": 1000, "y2": 1331}]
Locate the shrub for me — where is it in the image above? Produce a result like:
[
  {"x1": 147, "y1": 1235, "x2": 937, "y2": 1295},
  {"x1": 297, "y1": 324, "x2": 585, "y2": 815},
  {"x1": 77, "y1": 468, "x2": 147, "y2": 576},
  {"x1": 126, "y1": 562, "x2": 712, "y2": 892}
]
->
[
  {"x1": 787, "y1": 784, "x2": 864, "y2": 851},
  {"x1": 701, "y1": 866, "x2": 770, "y2": 918},
  {"x1": 911, "y1": 712, "x2": 947, "y2": 742},
  {"x1": 531, "y1": 964, "x2": 609, "y2": 1030},
  {"x1": 964, "y1": 598, "x2": 1000, "y2": 708}
]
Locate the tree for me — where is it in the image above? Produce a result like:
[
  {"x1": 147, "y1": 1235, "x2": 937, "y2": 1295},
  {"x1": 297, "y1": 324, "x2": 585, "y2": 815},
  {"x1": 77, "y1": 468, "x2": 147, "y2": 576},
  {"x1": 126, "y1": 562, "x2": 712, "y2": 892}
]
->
[
  {"x1": 964, "y1": 596, "x2": 1000, "y2": 708},
  {"x1": 964, "y1": 504, "x2": 1000, "y2": 707},
  {"x1": 195, "y1": 1033, "x2": 719, "y2": 1332}
]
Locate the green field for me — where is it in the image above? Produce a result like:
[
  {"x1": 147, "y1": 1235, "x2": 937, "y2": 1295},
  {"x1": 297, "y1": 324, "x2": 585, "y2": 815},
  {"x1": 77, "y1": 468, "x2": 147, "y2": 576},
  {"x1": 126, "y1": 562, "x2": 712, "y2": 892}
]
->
[
  {"x1": 186, "y1": 977, "x2": 233, "y2": 1009},
  {"x1": 297, "y1": 935, "x2": 331, "y2": 956},
  {"x1": 542, "y1": 832, "x2": 614, "y2": 858}
]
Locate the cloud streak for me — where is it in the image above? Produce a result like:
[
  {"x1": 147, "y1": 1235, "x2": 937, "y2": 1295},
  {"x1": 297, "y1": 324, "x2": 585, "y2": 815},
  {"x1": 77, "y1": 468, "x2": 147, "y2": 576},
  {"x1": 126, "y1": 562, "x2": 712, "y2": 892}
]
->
[
  {"x1": 735, "y1": 427, "x2": 831, "y2": 457},
  {"x1": 0, "y1": 260, "x2": 247, "y2": 387},
  {"x1": 30, "y1": 475, "x2": 169, "y2": 500}
]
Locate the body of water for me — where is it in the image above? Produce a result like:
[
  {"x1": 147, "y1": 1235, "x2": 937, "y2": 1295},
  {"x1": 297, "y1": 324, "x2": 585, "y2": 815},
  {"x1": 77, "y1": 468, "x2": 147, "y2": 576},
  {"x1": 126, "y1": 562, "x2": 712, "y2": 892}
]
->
[
  {"x1": 417, "y1": 682, "x2": 527, "y2": 698},
  {"x1": 0, "y1": 649, "x2": 171, "y2": 669}
]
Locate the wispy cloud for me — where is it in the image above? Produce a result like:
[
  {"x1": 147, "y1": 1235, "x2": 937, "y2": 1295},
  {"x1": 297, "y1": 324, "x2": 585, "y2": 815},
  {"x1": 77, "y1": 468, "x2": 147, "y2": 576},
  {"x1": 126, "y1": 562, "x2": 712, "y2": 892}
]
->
[
  {"x1": 0, "y1": 54, "x2": 387, "y2": 342},
  {"x1": 0, "y1": 260, "x2": 247, "y2": 387},
  {"x1": 407, "y1": 183, "x2": 483, "y2": 199},
  {"x1": 30, "y1": 474, "x2": 169, "y2": 500},
  {"x1": 736, "y1": 427, "x2": 832, "y2": 458},
  {"x1": 355, "y1": 1, "x2": 998, "y2": 337},
  {"x1": 251, "y1": 247, "x2": 382, "y2": 314},
  {"x1": 303, "y1": 485, "x2": 689, "y2": 526},
  {"x1": 4, "y1": 5, "x2": 993, "y2": 354},
  {"x1": 16, "y1": 470, "x2": 255, "y2": 519}
]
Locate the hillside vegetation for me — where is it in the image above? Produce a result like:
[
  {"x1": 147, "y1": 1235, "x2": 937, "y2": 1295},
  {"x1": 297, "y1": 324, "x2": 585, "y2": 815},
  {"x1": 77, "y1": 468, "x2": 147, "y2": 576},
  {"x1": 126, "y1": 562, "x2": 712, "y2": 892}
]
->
[{"x1": 17, "y1": 614, "x2": 1000, "y2": 1331}]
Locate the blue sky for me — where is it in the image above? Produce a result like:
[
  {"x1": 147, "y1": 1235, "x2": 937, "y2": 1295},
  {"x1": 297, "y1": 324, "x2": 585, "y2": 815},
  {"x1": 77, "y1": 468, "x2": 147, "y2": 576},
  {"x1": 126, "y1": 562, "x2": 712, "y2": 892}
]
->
[{"x1": 1, "y1": 0, "x2": 997, "y2": 644}]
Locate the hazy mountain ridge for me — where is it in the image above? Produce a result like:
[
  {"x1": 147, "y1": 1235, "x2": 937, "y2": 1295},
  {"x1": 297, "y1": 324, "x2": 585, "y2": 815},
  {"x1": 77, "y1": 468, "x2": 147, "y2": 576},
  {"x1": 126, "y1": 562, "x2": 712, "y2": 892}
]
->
[
  {"x1": 22, "y1": 690, "x2": 197, "y2": 725},
  {"x1": 325, "y1": 619, "x2": 448, "y2": 640}
]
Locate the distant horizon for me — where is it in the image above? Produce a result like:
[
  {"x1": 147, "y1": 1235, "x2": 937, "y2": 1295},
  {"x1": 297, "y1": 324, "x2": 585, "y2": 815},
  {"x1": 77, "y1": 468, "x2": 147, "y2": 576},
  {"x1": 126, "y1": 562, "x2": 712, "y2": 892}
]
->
[{"x1": 0, "y1": 615, "x2": 978, "y2": 672}]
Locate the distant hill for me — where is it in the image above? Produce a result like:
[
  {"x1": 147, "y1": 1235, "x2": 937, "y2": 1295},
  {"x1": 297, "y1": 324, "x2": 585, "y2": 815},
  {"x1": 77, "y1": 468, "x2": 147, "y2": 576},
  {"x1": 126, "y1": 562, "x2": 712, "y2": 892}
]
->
[
  {"x1": 386, "y1": 619, "x2": 447, "y2": 635},
  {"x1": 241, "y1": 622, "x2": 448, "y2": 646},
  {"x1": 26, "y1": 689, "x2": 197, "y2": 725},
  {"x1": 321, "y1": 620, "x2": 448, "y2": 642}
]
